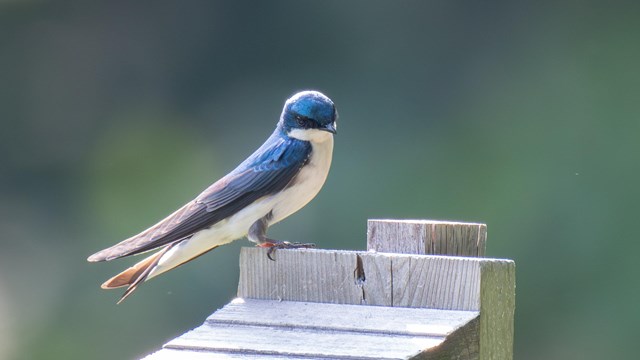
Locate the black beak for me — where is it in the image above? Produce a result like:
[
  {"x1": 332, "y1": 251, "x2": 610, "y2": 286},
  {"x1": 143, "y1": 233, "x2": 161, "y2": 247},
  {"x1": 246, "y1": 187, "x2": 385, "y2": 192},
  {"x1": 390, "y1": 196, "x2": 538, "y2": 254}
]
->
[{"x1": 321, "y1": 122, "x2": 337, "y2": 134}]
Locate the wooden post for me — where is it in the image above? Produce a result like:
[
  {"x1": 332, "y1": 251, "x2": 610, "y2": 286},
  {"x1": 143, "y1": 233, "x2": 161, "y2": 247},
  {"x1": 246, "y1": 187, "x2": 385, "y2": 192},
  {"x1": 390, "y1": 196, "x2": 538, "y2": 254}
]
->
[
  {"x1": 143, "y1": 220, "x2": 515, "y2": 360},
  {"x1": 366, "y1": 219, "x2": 513, "y2": 359},
  {"x1": 367, "y1": 219, "x2": 487, "y2": 256}
]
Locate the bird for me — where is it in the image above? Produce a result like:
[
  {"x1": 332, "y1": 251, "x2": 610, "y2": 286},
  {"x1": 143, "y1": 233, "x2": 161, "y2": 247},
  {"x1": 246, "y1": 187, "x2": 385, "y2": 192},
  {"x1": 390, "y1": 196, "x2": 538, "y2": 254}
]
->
[{"x1": 87, "y1": 90, "x2": 337, "y2": 303}]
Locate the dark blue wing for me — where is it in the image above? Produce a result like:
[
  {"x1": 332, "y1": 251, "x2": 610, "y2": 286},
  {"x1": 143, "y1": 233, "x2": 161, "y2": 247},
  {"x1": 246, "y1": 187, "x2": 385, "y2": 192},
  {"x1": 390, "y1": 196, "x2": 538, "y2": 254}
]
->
[
  {"x1": 196, "y1": 135, "x2": 312, "y2": 212},
  {"x1": 88, "y1": 134, "x2": 312, "y2": 261}
]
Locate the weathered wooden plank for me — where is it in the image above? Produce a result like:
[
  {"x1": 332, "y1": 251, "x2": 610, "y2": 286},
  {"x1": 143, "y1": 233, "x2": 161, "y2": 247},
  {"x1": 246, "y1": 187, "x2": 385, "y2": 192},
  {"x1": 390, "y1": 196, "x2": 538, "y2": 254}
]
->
[
  {"x1": 367, "y1": 220, "x2": 486, "y2": 257},
  {"x1": 478, "y1": 260, "x2": 515, "y2": 360},
  {"x1": 239, "y1": 248, "x2": 510, "y2": 311},
  {"x1": 419, "y1": 317, "x2": 480, "y2": 360},
  {"x1": 391, "y1": 255, "x2": 482, "y2": 310},
  {"x1": 238, "y1": 248, "x2": 392, "y2": 306},
  {"x1": 143, "y1": 348, "x2": 307, "y2": 359},
  {"x1": 166, "y1": 322, "x2": 445, "y2": 360},
  {"x1": 208, "y1": 298, "x2": 479, "y2": 337},
  {"x1": 145, "y1": 217, "x2": 514, "y2": 360},
  {"x1": 144, "y1": 298, "x2": 481, "y2": 359}
]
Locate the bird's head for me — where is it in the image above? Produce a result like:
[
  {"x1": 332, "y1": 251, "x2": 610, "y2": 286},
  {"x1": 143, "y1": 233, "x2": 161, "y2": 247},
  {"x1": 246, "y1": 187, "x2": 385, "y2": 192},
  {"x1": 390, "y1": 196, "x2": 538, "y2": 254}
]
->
[{"x1": 280, "y1": 91, "x2": 337, "y2": 142}]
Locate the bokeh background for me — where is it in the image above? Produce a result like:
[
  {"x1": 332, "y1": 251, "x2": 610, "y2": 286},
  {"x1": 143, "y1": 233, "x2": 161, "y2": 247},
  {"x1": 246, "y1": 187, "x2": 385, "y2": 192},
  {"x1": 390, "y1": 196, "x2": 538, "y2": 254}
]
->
[{"x1": 1, "y1": 1, "x2": 639, "y2": 359}]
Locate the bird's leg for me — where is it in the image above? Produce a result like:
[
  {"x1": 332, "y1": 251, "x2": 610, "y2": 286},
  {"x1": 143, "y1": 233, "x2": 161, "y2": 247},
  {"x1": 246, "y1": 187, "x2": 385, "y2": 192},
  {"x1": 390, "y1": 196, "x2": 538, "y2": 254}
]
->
[
  {"x1": 262, "y1": 241, "x2": 317, "y2": 261},
  {"x1": 248, "y1": 212, "x2": 316, "y2": 261}
]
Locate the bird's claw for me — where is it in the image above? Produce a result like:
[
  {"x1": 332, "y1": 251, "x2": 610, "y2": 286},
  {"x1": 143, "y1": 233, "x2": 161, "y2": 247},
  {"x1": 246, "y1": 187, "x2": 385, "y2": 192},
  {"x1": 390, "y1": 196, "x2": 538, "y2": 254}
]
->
[{"x1": 262, "y1": 241, "x2": 316, "y2": 261}]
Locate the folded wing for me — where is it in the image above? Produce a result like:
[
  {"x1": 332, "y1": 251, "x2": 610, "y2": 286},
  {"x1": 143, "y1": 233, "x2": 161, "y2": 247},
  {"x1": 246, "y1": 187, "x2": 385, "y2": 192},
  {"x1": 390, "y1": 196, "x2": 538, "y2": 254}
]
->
[{"x1": 87, "y1": 136, "x2": 312, "y2": 262}]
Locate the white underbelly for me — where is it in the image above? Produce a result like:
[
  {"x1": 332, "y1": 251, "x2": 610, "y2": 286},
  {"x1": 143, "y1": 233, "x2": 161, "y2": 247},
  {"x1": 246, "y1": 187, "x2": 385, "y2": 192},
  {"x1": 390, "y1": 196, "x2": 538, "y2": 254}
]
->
[
  {"x1": 147, "y1": 136, "x2": 333, "y2": 279},
  {"x1": 147, "y1": 198, "x2": 273, "y2": 279}
]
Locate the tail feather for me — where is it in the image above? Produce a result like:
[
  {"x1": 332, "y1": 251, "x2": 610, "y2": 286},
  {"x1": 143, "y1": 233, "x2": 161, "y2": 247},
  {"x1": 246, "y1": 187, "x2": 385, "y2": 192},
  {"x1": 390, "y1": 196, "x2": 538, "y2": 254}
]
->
[
  {"x1": 101, "y1": 245, "x2": 173, "y2": 304},
  {"x1": 99, "y1": 240, "x2": 221, "y2": 303}
]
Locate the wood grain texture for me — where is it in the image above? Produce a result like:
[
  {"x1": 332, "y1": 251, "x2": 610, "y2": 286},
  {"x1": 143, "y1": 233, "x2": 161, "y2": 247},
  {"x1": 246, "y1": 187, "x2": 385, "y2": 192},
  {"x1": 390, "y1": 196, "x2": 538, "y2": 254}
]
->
[
  {"x1": 367, "y1": 220, "x2": 487, "y2": 257},
  {"x1": 166, "y1": 321, "x2": 444, "y2": 359},
  {"x1": 208, "y1": 298, "x2": 479, "y2": 336},
  {"x1": 238, "y1": 248, "x2": 392, "y2": 306},
  {"x1": 478, "y1": 260, "x2": 516, "y2": 360},
  {"x1": 144, "y1": 298, "x2": 479, "y2": 360},
  {"x1": 238, "y1": 248, "x2": 510, "y2": 313},
  {"x1": 142, "y1": 348, "x2": 306, "y2": 360},
  {"x1": 419, "y1": 317, "x2": 480, "y2": 360},
  {"x1": 391, "y1": 255, "x2": 482, "y2": 310}
]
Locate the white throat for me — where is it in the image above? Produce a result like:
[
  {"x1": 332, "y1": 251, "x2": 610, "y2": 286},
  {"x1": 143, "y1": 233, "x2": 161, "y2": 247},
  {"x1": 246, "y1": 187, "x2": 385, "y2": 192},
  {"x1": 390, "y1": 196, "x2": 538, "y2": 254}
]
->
[
  {"x1": 287, "y1": 128, "x2": 334, "y2": 143},
  {"x1": 268, "y1": 130, "x2": 334, "y2": 224}
]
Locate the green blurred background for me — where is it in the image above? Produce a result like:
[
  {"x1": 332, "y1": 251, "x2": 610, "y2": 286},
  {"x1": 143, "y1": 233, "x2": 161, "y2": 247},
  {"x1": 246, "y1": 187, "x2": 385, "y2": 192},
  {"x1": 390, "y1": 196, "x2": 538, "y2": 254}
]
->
[{"x1": 1, "y1": 1, "x2": 639, "y2": 359}]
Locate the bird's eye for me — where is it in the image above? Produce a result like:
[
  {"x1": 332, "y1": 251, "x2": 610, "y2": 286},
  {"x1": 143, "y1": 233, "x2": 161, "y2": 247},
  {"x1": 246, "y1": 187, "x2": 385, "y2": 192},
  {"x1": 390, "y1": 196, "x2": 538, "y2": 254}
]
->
[{"x1": 295, "y1": 115, "x2": 311, "y2": 127}]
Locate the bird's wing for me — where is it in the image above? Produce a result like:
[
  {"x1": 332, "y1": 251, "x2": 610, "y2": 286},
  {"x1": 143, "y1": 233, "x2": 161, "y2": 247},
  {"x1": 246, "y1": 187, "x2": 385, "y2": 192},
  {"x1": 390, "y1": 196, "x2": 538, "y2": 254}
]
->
[{"x1": 87, "y1": 137, "x2": 312, "y2": 262}]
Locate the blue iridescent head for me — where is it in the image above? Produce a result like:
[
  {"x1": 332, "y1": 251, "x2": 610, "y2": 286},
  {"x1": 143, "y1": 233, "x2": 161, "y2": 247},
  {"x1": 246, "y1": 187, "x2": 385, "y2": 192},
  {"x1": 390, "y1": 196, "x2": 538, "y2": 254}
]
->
[{"x1": 280, "y1": 91, "x2": 337, "y2": 141}]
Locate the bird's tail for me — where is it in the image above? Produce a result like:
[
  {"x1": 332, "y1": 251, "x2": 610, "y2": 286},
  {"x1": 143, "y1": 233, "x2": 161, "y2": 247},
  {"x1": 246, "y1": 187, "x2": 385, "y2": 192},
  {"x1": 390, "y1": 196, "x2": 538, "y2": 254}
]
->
[{"x1": 101, "y1": 245, "x2": 174, "y2": 304}]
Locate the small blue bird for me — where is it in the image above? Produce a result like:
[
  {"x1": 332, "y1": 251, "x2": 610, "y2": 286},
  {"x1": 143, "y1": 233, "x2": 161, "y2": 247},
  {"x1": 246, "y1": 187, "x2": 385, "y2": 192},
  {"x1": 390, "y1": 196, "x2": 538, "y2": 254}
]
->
[{"x1": 88, "y1": 90, "x2": 337, "y2": 303}]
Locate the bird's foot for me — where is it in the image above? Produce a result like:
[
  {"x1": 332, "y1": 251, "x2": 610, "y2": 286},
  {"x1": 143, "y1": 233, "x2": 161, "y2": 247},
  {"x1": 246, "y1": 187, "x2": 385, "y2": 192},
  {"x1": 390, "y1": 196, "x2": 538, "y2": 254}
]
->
[{"x1": 258, "y1": 241, "x2": 316, "y2": 261}]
